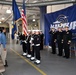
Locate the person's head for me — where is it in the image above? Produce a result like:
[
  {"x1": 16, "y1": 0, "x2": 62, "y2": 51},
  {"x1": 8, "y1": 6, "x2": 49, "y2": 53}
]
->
[
  {"x1": 2, "y1": 27, "x2": 6, "y2": 33},
  {"x1": 38, "y1": 31, "x2": 40, "y2": 35},
  {"x1": 32, "y1": 31, "x2": 35, "y2": 35},
  {"x1": 50, "y1": 26, "x2": 55, "y2": 32},
  {"x1": 36, "y1": 30, "x2": 39, "y2": 35},
  {"x1": 62, "y1": 27, "x2": 65, "y2": 31},
  {"x1": 28, "y1": 30, "x2": 32, "y2": 35},
  {"x1": 34, "y1": 31, "x2": 36, "y2": 34},
  {"x1": 40, "y1": 31, "x2": 43, "y2": 34},
  {"x1": 51, "y1": 28, "x2": 55, "y2": 32},
  {"x1": 58, "y1": 25, "x2": 62, "y2": 32},
  {"x1": 58, "y1": 27, "x2": 62, "y2": 32},
  {"x1": 65, "y1": 25, "x2": 69, "y2": 31}
]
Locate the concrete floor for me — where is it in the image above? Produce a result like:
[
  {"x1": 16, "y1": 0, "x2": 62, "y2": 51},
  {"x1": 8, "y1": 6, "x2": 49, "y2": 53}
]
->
[{"x1": 3, "y1": 40, "x2": 76, "y2": 75}]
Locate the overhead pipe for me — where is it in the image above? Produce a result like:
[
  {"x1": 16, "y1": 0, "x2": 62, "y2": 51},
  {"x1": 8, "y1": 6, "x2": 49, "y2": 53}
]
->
[
  {"x1": 0, "y1": 0, "x2": 75, "y2": 7},
  {"x1": 3, "y1": 13, "x2": 13, "y2": 23},
  {"x1": 27, "y1": 0, "x2": 76, "y2": 7}
]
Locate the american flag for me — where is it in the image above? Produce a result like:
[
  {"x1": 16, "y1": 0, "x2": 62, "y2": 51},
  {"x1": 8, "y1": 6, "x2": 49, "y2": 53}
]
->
[{"x1": 21, "y1": 0, "x2": 28, "y2": 35}]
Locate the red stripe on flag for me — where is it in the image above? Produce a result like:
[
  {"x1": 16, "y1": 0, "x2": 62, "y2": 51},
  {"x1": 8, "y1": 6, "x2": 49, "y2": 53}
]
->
[{"x1": 21, "y1": 9, "x2": 28, "y2": 35}]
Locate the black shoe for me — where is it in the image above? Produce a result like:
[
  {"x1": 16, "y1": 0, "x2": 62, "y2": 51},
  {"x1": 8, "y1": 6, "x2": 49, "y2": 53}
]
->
[
  {"x1": 58, "y1": 54, "x2": 62, "y2": 56},
  {"x1": 63, "y1": 56, "x2": 66, "y2": 58},
  {"x1": 4, "y1": 60, "x2": 8, "y2": 67},
  {"x1": 57, "y1": 54, "x2": 60, "y2": 56},
  {"x1": 51, "y1": 52, "x2": 56, "y2": 54},
  {"x1": 4, "y1": 64, "x2": 8, "y2": 67},
  {"x1": 66, "y1": 57, "x2": 70, "y2": 59}
]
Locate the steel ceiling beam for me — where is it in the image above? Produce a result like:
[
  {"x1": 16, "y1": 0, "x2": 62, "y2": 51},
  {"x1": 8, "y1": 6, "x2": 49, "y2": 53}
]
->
[{"x1": 0, "y1": 0, "x2": 75, "y2": 7}]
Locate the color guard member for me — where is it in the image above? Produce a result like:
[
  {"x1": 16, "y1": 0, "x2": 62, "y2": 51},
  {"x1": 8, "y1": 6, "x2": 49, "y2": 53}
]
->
[
  {"x1": 56, "y1": 25, "x2": 63, "y2": 56},
  {"x1": 40, "y1": 31, "x2": 44, "y2": 50},
  {"x1": 30, "y1": 31, "x2": 35, "y2": 61},
  {"x1": 34, "y1": 30, "x2": 41, "y2": 64},
  {"x1": 49, "y1": 26, "x2": 56, "y2": 54},
  {"x1": 63, "y1": 25, "x2": 72, "y2": 59},
  {"x1": 21, "y1": 33, "x2": 27, "y2": 56},
  {"x1": 26, "y1": 31, "x2": 31, "y2": 58}
]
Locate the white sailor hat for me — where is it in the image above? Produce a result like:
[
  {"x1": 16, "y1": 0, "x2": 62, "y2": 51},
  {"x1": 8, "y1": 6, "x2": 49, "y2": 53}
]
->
[
  {"x1": 65, "y1": 25, "x2": 69, "y2": 28},
  {"x1": 28, "y1": 30, "x2": 31, "y2": 32},
  {"x1": 33, "y1": 29, "x2": 40, "y2": 32},
  {"x1": 58, "y1": 25, "x2": 62, "y2": 28},
  {"x1": 53, "y1": 21, "x2": 60, "y2": 24},
  {"x1": 50, "y1": 25, "x2": 55, "y2": 29},
  {"x1": 61, "y1": 24, "x2": 65, "y2": 28}
]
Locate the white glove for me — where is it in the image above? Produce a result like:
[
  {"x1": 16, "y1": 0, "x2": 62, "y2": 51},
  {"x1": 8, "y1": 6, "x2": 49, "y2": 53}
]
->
[
  {"x1": 36, "y1": 44, "x2": 40, "y2": 46},
  {"x1": 30, "y1": 40, "x2": 32, "y2": 43},
  {"x1": 31, "y1": 44, "x2": 34, "y2": 46},
  {"x1": 31, "y1": 37, "x2": 34, "y2": 40},
  {"x1": 24, "y1": 41, "x2": 27, "y2": 43}
]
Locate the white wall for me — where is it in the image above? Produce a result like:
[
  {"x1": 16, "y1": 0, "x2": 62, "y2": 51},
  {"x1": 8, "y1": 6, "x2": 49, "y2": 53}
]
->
[{"x1": 47, "y1": 3, "x2": 73, "y2": 13}]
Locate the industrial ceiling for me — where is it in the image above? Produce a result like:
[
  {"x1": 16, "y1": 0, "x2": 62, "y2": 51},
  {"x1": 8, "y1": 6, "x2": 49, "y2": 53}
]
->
[{"x1": 0, "y1": 0, "x2": 75, "y2": 25}]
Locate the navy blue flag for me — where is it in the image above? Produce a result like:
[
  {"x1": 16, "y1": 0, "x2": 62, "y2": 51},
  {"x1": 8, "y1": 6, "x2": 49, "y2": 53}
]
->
[
  {"x1": 12, "y1": 0, "x2": 21, "y2": 39},
  {"x1": 12, "y1": 23, "x2": 17, "y2": 39},
  {"x1": 44, "y1": 5, "x2": 76, "y2": 45},
  {"x1": 12, "y1": 0, "x2": 21, "y2": 21}
]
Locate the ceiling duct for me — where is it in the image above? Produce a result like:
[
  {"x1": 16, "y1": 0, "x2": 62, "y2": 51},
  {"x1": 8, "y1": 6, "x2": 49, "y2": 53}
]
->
[{"x1": 0, "y1": 0, "x2": 75, "y2": 7}]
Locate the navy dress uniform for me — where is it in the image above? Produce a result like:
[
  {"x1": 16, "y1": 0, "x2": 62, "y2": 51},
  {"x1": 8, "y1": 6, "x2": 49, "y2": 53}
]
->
[
  {"x1": 26, "y1": 34, "x2": 31, "y2": 58},
  {"x1": 33, "y1": 31, "x2": 41, "y2": 64},
  {"x1": 40, "y1": 31, "x2": 44, "y2": 50},
  {"x1": 49, "y1": 26, "x2": 56, "y2": 54},
  {"x1": 63, "y1": 25, "x2": 72, "y2": 58},
  {"x1": 21, "y1": 34, "x2": 27, "y2": 56},
  {"x1": 30, "y1": 32, "x2": 35, "y2": 61},
  {"x1": 56, "y1": 25, "x2": 63, "y2": 56}
]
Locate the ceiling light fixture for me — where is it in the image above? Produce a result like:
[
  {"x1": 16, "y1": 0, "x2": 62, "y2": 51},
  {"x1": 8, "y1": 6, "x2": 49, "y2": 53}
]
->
[
  {"x1": 2, "y1": 17, "x2": 5, "y2": 20},
  {"x1": 33, "y1": 1, "x2": 37, "y2": 3},
  {"x1": 6, "y1": 9, "x2": 11, "y2": 14},
  {"x1": 0, "y1": 22, "x2": 1, "y2": 24},
  {"x1": 33, "y1": 19, "x2": 35, "y2": 22}
]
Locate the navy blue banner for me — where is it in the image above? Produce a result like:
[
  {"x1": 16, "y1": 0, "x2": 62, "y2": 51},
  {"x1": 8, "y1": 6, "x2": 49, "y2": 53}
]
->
[{"x1": 44, "y1": 5, "x2": 76, "y2": 45}]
